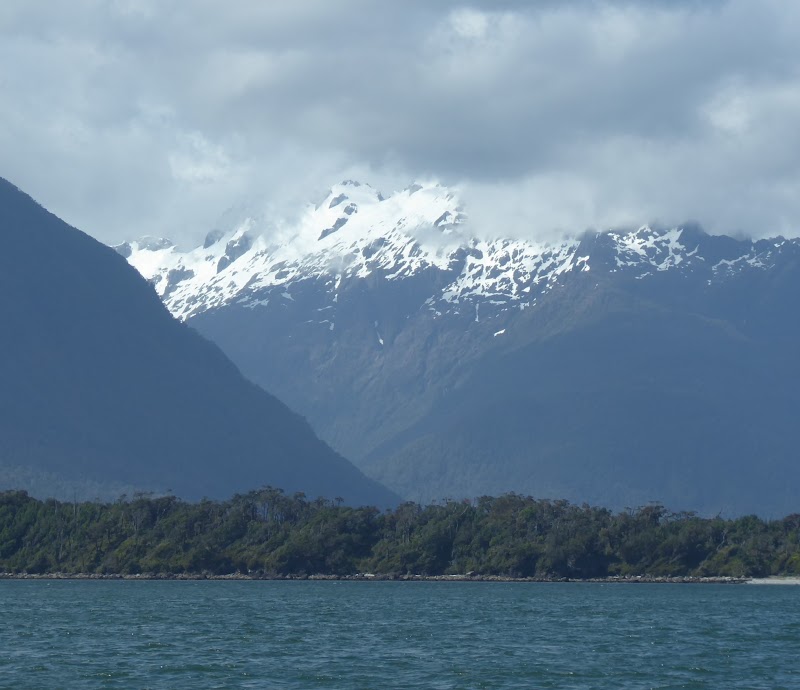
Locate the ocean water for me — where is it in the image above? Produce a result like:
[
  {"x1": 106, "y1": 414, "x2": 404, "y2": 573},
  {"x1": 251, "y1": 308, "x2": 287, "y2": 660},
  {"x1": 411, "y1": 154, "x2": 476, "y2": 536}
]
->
[{"x1": 0, "y1": 581, "x2": 798, "y2": 689}]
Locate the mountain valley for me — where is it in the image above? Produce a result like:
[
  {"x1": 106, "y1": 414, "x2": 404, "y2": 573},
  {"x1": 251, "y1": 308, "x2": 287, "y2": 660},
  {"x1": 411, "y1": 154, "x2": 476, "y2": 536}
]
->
[{"x1": 119, "y1": 181, "x2": 800, "y2": 514}]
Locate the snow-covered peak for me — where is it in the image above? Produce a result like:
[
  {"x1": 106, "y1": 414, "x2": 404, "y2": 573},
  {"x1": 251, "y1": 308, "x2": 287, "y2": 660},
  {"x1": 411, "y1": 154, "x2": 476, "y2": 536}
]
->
[
  {"x1": 608, "y1": 225, "x2": 695, "y2": 272},
  {"x1": 119, "y1": 181, "x2": 469, "y2": 319},
  {"x1": 115, "y1": 235, "x2": 174, "y2": 258},
  {"x1": 116, "y1": 183, "x2": 796, "y2": 322}
]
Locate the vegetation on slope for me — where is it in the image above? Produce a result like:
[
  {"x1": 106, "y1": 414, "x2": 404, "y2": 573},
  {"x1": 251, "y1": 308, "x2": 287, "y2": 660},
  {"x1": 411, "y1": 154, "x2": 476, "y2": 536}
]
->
[{"x1": 1, "y1": 489, "x2": 798, "y2": 579}]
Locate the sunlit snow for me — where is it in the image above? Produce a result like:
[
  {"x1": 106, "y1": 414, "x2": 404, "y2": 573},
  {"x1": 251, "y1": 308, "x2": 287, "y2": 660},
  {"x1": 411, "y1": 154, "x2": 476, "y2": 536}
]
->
[{"x1": 118, "y1": 182, "x2": 792, "y2": 325}]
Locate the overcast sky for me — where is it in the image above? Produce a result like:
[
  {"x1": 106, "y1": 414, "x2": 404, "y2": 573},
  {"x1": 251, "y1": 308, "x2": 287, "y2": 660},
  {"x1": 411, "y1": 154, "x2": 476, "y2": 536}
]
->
[{"x1": 2, "y1": 0, "x2": 800, "y2": 245}]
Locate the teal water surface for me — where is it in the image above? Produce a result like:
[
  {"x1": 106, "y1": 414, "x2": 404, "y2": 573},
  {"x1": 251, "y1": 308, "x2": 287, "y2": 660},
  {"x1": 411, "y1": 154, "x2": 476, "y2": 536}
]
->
[{"x1": 0, "y1": 581, "x2": 798, "y2": 689}]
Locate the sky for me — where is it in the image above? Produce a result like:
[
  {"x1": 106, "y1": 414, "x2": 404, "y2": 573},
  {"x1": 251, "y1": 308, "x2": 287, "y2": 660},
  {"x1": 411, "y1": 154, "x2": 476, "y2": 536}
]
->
[{"x1": 2, "y1": 0, "x2": 800, "y2": 246}]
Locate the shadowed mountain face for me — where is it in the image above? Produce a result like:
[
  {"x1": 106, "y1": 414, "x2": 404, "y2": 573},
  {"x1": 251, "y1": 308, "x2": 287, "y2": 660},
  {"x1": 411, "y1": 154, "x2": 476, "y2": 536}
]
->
[
  {"x1": 119, "y1": 181, "x2": 800, "y2": 516},
  {"x1": 0, "y1": 178, "x2": 398, "y2": 507},
  {"x1": 188, "y1": 261, "x2": 800, "y2": 516}
]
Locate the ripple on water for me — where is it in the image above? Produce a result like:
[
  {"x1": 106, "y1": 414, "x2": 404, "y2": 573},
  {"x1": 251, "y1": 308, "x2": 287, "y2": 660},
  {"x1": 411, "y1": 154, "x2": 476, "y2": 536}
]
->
[{"x1": 0, "y1": 581, "x2": 798, "y2": 689}]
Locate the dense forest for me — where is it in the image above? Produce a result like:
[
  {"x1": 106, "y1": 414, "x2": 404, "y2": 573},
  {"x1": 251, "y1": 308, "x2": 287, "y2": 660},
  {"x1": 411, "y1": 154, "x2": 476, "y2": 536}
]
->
[{"x1": 1, "y1": 489, "x2": 799, "y2": 579}]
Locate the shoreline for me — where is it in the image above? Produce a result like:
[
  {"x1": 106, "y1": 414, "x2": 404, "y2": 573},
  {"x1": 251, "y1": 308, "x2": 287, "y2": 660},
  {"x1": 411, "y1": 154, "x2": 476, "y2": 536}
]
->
[
  {"x1": 745, "y1": 576, "x2": 800, "y2": 586},
  {"x1": 0, "y1": 572, "x2": 753, "y2": 584}
]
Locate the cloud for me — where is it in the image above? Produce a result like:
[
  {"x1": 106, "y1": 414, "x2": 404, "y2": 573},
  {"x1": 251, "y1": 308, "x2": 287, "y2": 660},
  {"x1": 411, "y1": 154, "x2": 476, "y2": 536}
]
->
[{"x1": 1, "y1": 0, "x2": 800, "y2": 244}]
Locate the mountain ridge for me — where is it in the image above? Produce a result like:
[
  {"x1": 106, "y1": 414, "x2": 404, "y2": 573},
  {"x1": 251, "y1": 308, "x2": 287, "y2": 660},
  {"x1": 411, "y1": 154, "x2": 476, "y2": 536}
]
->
[
  {"x1": 116, "y1": 180, "x2": 800, "y2": 515},
  {"x1": 118, "y1": 181, "x2": 797, "y2": 328},
  {"x1": 0, "y1": 176, "x2": 398, "y2": 506}
]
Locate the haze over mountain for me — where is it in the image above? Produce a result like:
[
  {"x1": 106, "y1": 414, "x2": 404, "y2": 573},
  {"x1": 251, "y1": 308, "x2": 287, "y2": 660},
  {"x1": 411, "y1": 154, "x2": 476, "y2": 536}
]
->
[
  {"x1": 121, "y1": 180, "x2": 800, "y2": 515},
  {"x1": 0, "y1": 177, "x2": 398, "y2": 506}
]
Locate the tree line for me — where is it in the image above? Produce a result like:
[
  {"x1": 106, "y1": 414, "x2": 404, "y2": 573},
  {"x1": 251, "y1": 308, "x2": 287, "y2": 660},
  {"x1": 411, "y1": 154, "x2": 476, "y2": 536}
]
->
[{"x1": 1, "y1": 489, "x2": 798, "y2": 578}]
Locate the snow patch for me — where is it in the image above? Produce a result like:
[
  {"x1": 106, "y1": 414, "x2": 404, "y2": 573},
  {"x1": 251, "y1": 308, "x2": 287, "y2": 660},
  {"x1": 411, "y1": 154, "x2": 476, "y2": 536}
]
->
[{"x1": 119, "y1": 186, "x2": 795, "y2": 323}]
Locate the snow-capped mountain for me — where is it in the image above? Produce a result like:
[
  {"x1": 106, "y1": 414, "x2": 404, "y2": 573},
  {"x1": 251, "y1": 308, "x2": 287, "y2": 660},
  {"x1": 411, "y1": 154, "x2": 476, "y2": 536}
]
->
[
  {"x1": 118, "y1": 180, "x2": 796, "y2": 325},
  {"x1": 116, "y1": 180, "x2": 800, "y2": 515},
  {"x1": 119, "y1": 181, "x2": 468, "y2": 321}
]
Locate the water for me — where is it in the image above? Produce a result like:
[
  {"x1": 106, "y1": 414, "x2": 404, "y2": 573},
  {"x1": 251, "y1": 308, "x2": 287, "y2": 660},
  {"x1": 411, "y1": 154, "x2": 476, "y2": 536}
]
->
[{"x1": 0, "y1": 581, "x2": 798, "y2": 689}]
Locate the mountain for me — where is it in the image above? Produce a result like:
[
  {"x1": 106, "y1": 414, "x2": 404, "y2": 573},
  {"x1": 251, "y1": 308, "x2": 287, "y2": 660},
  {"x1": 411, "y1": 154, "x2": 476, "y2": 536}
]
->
[
  {"x1": 0, "y1": 177, "x2": 398, "y2": 506},
  {"x1": 119, "y1": 181, "x2": 800, "y2": 515}
]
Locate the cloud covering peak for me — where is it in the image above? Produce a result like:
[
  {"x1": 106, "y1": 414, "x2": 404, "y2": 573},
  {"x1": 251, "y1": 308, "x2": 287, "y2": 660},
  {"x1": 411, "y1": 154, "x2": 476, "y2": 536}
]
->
[{"x1": 2, "y1": 0, "x2": 800, "y2": 244}]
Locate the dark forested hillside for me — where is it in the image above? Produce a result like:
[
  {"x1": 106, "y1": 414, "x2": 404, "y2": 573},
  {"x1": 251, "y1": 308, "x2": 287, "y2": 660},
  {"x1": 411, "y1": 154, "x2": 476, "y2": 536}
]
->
[
  {"x1": 1, "y1": 490, "x2": 799, "y2": 579},
  {"x1": 0, "y1": 177, "x2": 397, "y2": 507},
  {"x1": 359, "y1": 273, "x2": 800, "y2": 515}
]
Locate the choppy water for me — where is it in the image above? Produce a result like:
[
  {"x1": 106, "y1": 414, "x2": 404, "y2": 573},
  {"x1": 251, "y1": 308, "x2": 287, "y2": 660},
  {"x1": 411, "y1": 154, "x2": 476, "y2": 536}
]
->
[{"x1": 1, "y1": 580, "x2": 798, "y2": 689}]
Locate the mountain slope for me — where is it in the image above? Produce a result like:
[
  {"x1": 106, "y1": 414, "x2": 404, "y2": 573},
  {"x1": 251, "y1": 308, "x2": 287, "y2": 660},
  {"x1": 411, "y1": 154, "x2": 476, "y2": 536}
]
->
[
  {"x1": 0, "y1": 177, "x2": 398, "y2": 506},
  {"x1": 119, "y1": 181, "x2": 800, "y2": 514},
  {"x1": 362, "y1": 279, "x2": 800, "y2": 513}
]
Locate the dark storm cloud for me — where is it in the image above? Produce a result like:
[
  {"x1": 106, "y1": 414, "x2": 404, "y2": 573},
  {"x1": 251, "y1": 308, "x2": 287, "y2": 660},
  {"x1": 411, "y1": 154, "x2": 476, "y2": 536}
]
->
[{"x1": 1, "y1": 0, "x2": 799, "y2": 243}]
